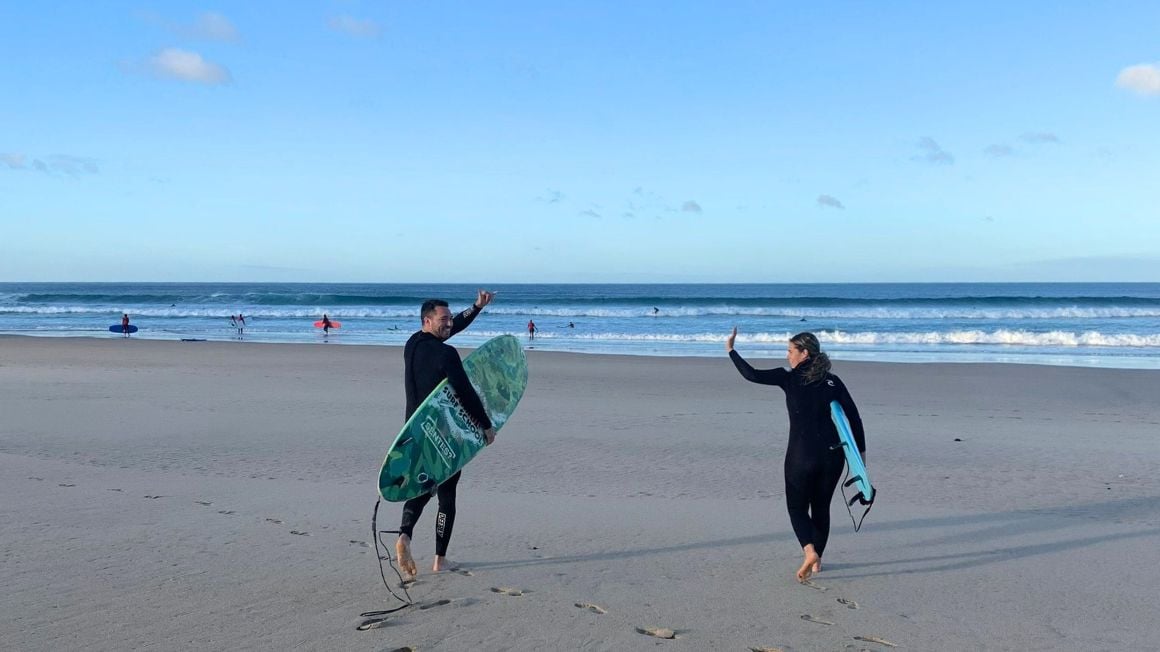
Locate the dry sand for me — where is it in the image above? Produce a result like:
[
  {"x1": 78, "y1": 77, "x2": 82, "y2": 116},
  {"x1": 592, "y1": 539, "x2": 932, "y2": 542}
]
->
[{"x1": 2, "y1": 335, "x2": 1158, "y2": 651}]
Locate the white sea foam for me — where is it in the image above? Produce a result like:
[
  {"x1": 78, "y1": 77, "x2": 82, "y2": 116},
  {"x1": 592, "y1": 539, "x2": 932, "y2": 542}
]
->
[{"x1": 467, "y1": 329, "x2": 1160, "y2": 348}]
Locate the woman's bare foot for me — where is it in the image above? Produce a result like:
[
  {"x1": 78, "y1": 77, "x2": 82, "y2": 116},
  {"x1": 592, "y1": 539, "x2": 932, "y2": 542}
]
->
[
  {"x1": 432, "y1": 555, "x2": 449, "y2": 572},
  {"x1": 396, "y1": 535, "x2": 417, "y2": 579},
  {"x1": 812, "y1": 559, "x2": 822, "y2": 574},
  {"x1": 797, "y1": 545, "x2": 821, "y2": 583}
]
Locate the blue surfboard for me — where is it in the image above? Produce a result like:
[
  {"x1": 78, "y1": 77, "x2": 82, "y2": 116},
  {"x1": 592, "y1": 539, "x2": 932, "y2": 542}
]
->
[
  {"x1": 830, "y1": 401, "x2": 873, "y2": 503},
  {"x1": 110, "y1": 325, "x2": 138, "y2": 333}
]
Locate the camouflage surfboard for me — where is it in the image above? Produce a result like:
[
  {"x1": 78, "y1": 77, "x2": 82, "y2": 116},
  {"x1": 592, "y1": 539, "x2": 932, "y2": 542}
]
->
[{"x1": 378, "y1": 334, "x2": 528, "y2": 502}]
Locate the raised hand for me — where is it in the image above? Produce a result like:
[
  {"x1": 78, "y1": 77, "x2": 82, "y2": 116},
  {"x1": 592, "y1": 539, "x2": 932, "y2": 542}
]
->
[{"x1": 726, "y1": 326, "x2": 738, "y2": 352}]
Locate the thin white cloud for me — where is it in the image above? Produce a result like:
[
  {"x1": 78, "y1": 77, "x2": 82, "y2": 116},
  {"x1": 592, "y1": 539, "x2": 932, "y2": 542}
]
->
[
  {"x1": 138, "y1": 11, "x2": 240, "y2": 42},
  {"x1": 328, "y1": 15, "x2": 382, "y2": 39},
  {"x1": 537, "y1": 189, "x2": 565, "y2": 204},
  {"x1": 147, "y1": 48, "x2": 232, "y2": 85},
  {"x1": 984, "y1": 144, "x2": 1014, "y2": 158},
  {"x1": 2, "y1": 153, "x2": 99, "y2": 176},
  {"x1": 47, "y1": 155, "x2": 100, "y2": 176},
  {"x1": 913, "y1": 137, "x2": 954, "y2": 165},
  {"x1": 190, "y1": 12, "x2": 240, "y2": 42},
  {"x1": 1, "y1": 153, "x2": 26, "y2": 169},
  {"x1": 681, "y1": 200, "x2": 702, "y2": 214},
  {"x1": 1021, "y1": 132, "x2": 1060, "y2": 144},
  {"x1": 1116, "y1": 63, "x2": 1160, "y2": 96},
  {"x1": 817, "y1": 194, "x2": 845, "y2": 210}
]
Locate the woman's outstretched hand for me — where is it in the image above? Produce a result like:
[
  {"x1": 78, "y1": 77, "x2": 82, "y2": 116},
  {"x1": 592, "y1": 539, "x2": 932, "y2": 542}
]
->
[{"x1": 725, "y1": 326, "x2": 738, "y2": 353}]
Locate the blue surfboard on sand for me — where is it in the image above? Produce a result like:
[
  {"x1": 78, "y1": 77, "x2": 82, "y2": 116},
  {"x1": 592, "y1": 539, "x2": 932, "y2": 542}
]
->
[
  {"x1": 830, "y1": 400, "x2": 874, "y2": 505},
  {"x1": 110, "y1": 325, "x2": 138, "y2": 333}
]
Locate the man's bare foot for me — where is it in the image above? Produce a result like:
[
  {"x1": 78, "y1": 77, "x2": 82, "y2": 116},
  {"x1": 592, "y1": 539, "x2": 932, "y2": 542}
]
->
[
  {"x1": 797, "y1": 545, "x2": 821, "y2": 583},
  {"x1": 432, "y1": 555, "x2": 449, "y2": 572},
  {"x1": 396, "y1": 535, "x2": 417, "y2": 579}
]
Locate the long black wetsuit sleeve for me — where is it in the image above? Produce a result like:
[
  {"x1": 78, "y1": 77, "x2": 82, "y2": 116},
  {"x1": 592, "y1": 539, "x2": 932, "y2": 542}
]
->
[
  {"x1": 440, "y1": 348, "x2": 494, "y2": 430},
  {"x1": 449, "y1": 304, "x2": 481, "y2": 337},
  {"x1": 834, "y1": 378, "x2": 866, "y2": 453},
  {"x1": 729, "y1": 350, "x2": 789, "y2": 387}
]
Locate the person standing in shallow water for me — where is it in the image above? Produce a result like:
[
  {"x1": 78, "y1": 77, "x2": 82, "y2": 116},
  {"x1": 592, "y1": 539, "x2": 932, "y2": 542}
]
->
[{"x1": 725, "y1": 329, "x2": 867, "y2": 583}]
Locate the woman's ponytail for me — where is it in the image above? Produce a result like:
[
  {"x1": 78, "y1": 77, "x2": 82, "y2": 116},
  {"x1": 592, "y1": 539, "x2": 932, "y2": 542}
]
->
[{"x1": 791, "y1": 332, "x2": 831, "y2": 384}]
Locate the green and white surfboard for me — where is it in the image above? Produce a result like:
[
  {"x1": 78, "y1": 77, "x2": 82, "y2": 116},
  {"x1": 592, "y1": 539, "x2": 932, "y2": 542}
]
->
[{"x1": 378, "y1": 334, "x2": 528, "y2": 502}]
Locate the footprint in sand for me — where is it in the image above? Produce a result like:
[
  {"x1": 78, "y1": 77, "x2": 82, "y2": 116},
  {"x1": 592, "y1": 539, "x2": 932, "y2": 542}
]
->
[
  {"x1": 801, "y1": 614, "x2": 835, "y2": 626},
  {"x1": 383, "y1": 647, "x2": 414, "y2": 652},
  {"x1": 398, "y1": 579, "x2": 418, "y2": 589},
  {"x1": 194, "y1": 500, "x2": 212, "y2": 506},
  {"x1": 58, "y1": 483, "x2": 76, "y2": 487},
  {"x1": 107, "y1": 488, "x2": 123, "y2": 492},
  {"x1": 853, "y1": 636, "x2": 897, "y2": 648},
  {"x1": 349, "y1": 540, "x2": 370, "y2": 548},
  {"x1": 143, "y1": 495, "x2": 164, "y2": 499},
  {"x1": 289, "y1": 530, "x2": 309, "y2": 536},
  {"x1": 837, "y1": 597, "x2": 859, "y2": 609},
  {"x1": 749, "y1": 647, "x2": 786, "y2": 652},
  {"x1": 265, "y1": 518, "x2": 283, "y2": 524},
  {"x1": 28, "y1": 477, "x2": 44, "y2": 481},
  {"x1": 574, "y1": 602, "x2": 607, "y2": 614},
  {"x1": 489, "y1": 587, "x2": 525, "y2": 597},
  {"x1": 217, "y1": 510, "x2": 236, "y2": 515},
  {"x1": 801, "y1": 579, "x2": 828, "y2": 591},
  {"x1": 417, "y1": 599, "x2": 452, "y2": 610},
  {"x1": 635, "y1": 627, "x2": 677, "y2": 640},
  {"x1": 447, "y1": 567, "x2": 473, "y2": 576}
]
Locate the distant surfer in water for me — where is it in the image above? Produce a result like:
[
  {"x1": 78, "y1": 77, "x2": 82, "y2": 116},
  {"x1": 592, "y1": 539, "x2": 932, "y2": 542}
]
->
[
  {"x1": 396, "y1": 290, "x2": 497, "y2": 579},
  {"x1": 121, "y1": 313, "x2": 131, "y2": 337},
  {"x1": 725, "y1": 329, "x2": 866, "y2": 583},
  {"x1": 321, "y1": 314, "x2": 332, "y2": 335},
  {"x1": 527, "y1": 319, "x2": 536, "y2": 340}
]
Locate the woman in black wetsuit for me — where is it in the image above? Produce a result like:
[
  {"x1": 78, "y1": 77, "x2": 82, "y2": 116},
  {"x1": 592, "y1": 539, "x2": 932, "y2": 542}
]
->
[{"x1": 726, "y1": 328, "x2": 866, "y2": 582}]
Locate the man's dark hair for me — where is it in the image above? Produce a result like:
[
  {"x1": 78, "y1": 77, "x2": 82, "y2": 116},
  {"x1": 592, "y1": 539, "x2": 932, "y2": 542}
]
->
[{"x1": 421, "y1": 299, "x2": 449, "y2": 322}]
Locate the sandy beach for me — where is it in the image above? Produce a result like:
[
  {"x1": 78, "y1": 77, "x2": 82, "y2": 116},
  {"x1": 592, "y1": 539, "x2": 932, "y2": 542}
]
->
[{"x1": 2, "y1": 335, "x2": 1158, "y2": 651}]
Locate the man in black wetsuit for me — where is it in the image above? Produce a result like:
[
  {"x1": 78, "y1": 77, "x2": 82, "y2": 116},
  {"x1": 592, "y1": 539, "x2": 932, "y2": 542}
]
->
[
  {"x1": 395, "y1": 290, "x2": 496, "y2": 578},
  {"x1": 726, "y1": 328, "x2": 866, "y2": 583}
]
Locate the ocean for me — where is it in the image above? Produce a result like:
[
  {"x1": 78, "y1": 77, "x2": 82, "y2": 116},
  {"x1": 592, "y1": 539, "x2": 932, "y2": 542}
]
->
[{"x1": 2, "y1": 282, "x2": 1159, "y2": 368}]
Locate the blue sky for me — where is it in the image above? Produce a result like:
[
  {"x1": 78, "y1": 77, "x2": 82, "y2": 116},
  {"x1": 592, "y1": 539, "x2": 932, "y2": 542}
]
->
[{"x1": 2, "y1": 1, "x2": 1158, "y2": 283}]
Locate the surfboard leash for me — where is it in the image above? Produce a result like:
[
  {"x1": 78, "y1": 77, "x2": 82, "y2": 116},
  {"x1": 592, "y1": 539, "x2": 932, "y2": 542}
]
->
[
  {"x1": 357, "y1": 498, "x2": 414, "y2": 631},
  {"x1": 838, "y1": 464, "x2": 876, "y2": 533}
]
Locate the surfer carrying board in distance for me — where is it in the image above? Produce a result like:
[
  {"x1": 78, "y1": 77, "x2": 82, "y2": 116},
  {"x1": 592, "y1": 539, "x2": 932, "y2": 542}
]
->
[
  {"x1": 395, "y1": 290, "x2": 497, "y2": 579},
  {"x1": 321, "y1": 314, "x2": 333, "y2": 335},
  {"x1": 725, "y1": 329, "x2": 867, "y2": 583}
]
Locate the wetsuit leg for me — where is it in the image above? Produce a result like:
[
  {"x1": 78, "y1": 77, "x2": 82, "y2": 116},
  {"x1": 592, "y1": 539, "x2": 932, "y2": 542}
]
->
[
  {"x1": 784, "y1": 457, "x2": 817, "y2": 549},
  {"x1": 809, "y1": 453, "x2": 846, "y2": 557},
  {"x1": 399, "y1": 492, "x2": 434, "y2": 539},
  {"x1": 434, "y1": 472, "x2": 460, "y2": 556}
]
